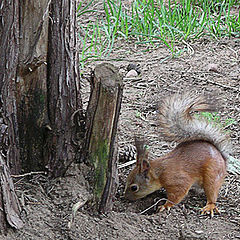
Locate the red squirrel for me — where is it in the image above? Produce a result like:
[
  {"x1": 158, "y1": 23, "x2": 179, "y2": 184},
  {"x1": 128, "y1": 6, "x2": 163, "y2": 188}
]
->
[{"x1": 124, "y1": 92, "x2": 231, "y2": 217}]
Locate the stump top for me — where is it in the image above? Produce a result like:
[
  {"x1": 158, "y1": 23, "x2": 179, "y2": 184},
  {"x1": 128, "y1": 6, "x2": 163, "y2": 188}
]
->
[{"x1": 94, "y1": 63, "x2": 122, "y2": 88}]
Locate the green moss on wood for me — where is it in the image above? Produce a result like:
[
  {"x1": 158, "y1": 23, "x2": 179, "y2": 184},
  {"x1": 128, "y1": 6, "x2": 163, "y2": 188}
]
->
[{"x1": 90, "y1": 139, "x2": 109, "y2": 201}]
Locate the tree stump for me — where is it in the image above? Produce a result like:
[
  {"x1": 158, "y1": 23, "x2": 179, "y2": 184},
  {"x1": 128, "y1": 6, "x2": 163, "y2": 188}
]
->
[{"x1": 84, "y1": 63, "x2": 123, "y2": 213}]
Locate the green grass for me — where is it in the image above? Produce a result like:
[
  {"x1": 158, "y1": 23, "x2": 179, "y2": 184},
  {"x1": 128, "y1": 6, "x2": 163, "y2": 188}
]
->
[
  {"x1": 78, "y1": 0, "x2": 240, "y2": 70},
  {"x1": 196, "y1": 112, "x2": 236, "y2": 132}
]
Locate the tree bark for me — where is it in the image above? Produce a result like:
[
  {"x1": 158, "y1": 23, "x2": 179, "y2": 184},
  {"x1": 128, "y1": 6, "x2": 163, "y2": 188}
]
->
[
  {"x1": 0, "y1": 0, "x2": 20, "y2": 174},
  {"x1": 47, "y1": 0, "x2": 82, "y2": 177},
  {"x1": 14, "y1": 0, "x2": 82, "y2": 177},
  {"x1": 83, "y1": 63, "x2": 123, "y2": 213},
  {"x1": 0, "y1": 154, "x2": 23, "y2": 231},
  {"x1": 0, "y1": 0, "x2": 82, "y2": 231},
  {"x1": 0, "y1": 0, "x2": 23, "y2": 231}
]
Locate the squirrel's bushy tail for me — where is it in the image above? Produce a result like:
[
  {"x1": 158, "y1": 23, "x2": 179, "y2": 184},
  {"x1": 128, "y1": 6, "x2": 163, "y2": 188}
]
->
[{"x1": 159, "y1": 92, "x2": 231, "y2": 160}]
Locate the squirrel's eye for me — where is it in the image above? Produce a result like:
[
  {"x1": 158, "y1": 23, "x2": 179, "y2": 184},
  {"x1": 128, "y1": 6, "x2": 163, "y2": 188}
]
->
[{"x1": 130, "y1": 184, "x2": 139, "y2": 192}]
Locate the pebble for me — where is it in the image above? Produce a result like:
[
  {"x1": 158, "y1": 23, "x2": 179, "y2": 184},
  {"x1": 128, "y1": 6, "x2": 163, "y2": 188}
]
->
[
  {"x1": 208, "y1": 63, "x2": 219, "y2": 73},
  {"x1": 125, "y1": 69, "x2": 138, "y2": 78}
]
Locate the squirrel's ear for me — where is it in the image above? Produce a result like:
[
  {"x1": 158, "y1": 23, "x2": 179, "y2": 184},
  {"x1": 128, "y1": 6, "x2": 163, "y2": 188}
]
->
[
  {"x1": 141, "y1": 159, "x2": 150, "y2": 173},
  {"x1": 136, "y1": 150, "x2": 149, "y2": 170},
  {"x1": 134, "y1": 135, "x2": 147, "y2": 167}
]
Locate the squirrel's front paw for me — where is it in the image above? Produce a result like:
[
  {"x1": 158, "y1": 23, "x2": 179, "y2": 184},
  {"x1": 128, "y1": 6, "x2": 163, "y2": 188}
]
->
[
  {"x1": 201, "y1": 203, "x2": 220, "y2": 217},
  {"x1": 158, "y1": 204, "x2": 171, "y2": 212}
]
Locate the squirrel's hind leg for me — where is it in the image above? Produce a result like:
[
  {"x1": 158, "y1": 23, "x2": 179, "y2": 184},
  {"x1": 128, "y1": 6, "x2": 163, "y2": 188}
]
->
[{"x1": 201, "y1": 163, "x2": 226, "y2": 217}]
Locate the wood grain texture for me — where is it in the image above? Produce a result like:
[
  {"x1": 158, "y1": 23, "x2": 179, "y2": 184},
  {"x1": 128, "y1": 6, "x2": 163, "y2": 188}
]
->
[
  {"x1": 84, "y1": 63, "x2": 123, "y2": 212},
  {"x1": 0, "y1": 0, "x2": 23, "y2": 231},
  {"x1": 46, "y1": 0, "x2": 82, "y2": 177}
]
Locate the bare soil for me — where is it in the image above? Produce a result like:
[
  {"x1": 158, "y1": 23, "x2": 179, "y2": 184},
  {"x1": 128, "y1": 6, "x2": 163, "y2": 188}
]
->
[{"x1": 3, "y1": 3, "x2": 240, "y2": 240}]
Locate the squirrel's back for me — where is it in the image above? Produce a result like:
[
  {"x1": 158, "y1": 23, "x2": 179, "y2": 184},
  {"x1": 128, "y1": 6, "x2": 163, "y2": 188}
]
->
[{"x1": 158, "y1": 92, "x2": 231, "y2": 160}]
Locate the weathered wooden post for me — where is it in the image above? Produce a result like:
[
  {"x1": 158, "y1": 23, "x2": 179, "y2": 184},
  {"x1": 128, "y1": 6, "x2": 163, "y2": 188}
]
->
[{"x1": 83, "y1": 63, "x2": 123, "y2": 212}]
